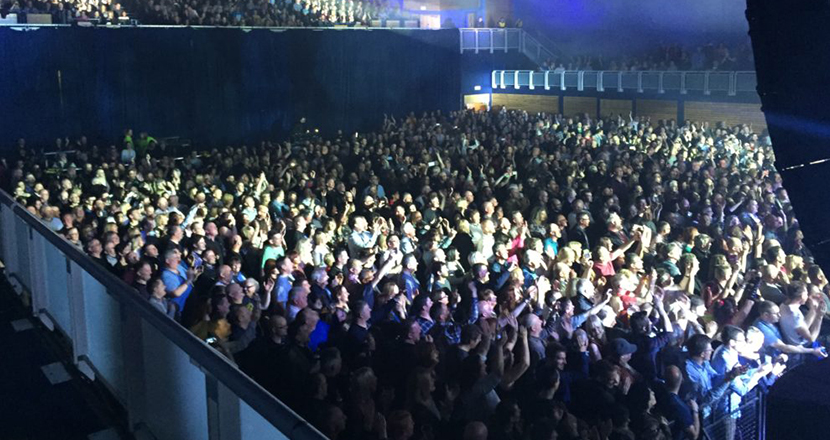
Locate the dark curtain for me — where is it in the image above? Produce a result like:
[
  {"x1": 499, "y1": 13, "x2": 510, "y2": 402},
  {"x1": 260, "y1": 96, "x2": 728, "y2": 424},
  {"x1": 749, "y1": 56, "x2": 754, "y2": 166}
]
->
[{"x1": 0, "y1": 27, "x2": 460, "y2": 150}]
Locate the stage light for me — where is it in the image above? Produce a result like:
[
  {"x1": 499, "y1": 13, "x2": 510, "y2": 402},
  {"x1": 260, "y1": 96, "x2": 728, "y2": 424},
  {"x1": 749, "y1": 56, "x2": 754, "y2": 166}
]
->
[{"x1": 474, "y1": 85, "x2": 481, "y2": 91}]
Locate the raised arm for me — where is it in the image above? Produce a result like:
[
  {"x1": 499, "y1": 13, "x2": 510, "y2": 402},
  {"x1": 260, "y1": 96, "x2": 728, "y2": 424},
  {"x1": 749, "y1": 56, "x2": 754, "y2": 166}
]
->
[{"x1": 501, "y1": 326, "x2": 530, "y2": 389}]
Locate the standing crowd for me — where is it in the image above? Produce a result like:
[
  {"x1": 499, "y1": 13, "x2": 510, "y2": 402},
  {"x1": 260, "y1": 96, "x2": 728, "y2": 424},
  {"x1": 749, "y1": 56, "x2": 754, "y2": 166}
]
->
[
  {"x1": 0, "y1": 0, "x2": 401, "y2": 27},
  {"x1": 4, "y1": 107, "x2": 828, "y2": 440},
  {"x1": 539, "y1": 41, "x2": 755, "y2": 72}
]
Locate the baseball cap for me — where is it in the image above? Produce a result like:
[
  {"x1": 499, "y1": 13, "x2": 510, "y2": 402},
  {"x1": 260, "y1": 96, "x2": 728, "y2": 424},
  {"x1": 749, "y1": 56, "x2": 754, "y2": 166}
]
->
[{"x1": 610, "y1": 338, "x2": 638, "y2": 356}]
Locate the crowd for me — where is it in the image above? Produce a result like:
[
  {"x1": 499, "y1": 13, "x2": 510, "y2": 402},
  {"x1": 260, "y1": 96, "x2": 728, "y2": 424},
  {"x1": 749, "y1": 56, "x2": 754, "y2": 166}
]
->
[
  {"x1": 0, "y1": 0, "x2": 129, "y2": 24},
  {"x1": 4, "y1": 107, "x2": 829, "y2": 440},
  {"x1": 0, "y1": 0, "x2": 398, "y2": 26},
  {"x1": 539, "y1": 42, "x2": 755, "y2": 72},
  {"x1": 126, "y1": 0, "x2": 397, "y2": 28}
]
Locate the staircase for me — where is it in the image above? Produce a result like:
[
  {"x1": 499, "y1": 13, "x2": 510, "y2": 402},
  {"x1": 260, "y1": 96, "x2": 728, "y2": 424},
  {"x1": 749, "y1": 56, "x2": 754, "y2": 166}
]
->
[{"x1": 459, "y1": 28, "x2": 562, "y2": 66}]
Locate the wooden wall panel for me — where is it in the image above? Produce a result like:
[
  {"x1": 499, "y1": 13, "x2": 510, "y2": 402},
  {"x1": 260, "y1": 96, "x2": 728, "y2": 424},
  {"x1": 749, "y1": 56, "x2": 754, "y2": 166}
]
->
[
  {"x1": 491, "y1": 94, "x2": 559, "y2": 114},
  {"x1": 684, "y1": 102, "x2": 767, "y2": 131},
  {"x1": 490, "y1": 95, "x2": 766, "y2": 131},
  {"x1": 463, "y1": 94, "x2": 490, "y2": 105},
  {"x1": 563, "y1": 96, "x2": 596, "y2": 118},
  {"x1": 600, "y1": 99, "x2": 633, "y2": 118},
  {"x1": 636, "y1": 99, "x2": 678, "y2": 123}
]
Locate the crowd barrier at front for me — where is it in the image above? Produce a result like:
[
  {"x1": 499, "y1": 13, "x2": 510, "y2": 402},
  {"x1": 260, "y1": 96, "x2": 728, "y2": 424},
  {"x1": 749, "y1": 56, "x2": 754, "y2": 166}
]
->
[{"x1": 0, "y1": 188, "x2": 326, "y2": 440}]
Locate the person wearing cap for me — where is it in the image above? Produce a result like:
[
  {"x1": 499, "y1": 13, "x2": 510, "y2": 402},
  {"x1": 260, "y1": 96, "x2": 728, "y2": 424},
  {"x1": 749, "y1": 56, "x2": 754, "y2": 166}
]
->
[{"x1": 607, "y1": 338, "x2": 640, "y2": 393}]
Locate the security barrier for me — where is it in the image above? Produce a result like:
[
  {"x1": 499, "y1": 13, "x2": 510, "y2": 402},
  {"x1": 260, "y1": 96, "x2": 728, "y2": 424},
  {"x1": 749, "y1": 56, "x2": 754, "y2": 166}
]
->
[
  {"x1": 0, "y1": 188, "x2": 326, "y2": 440},
  {"x1": 702, "y1": 388, "x2": 766, "y2": 440}
]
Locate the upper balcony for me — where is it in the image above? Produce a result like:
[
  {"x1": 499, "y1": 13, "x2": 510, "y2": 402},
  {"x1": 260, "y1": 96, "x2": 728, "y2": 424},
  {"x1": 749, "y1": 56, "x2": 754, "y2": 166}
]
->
[{"x1": 491, "y1": 70, "x2": 758, "y2": 97}]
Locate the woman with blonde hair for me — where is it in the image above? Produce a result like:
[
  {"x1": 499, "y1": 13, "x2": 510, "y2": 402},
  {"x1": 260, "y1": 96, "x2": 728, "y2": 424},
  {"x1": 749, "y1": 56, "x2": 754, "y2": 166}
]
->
[
  {"x1": 312, "y1": 230, "x2": 331, "y2": 268},
  {"x1": 294, "y1": 237, "x2": 314, "y2": 268},
  {"x1": 556, "y1": 246, "x2": 577, "y2": 267}
]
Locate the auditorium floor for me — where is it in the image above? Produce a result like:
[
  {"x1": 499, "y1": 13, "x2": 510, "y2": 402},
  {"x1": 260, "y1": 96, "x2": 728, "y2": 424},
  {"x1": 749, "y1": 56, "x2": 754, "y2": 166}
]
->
[{"x1": 0, "y1": 278, "x2": 131, "y2": 440}]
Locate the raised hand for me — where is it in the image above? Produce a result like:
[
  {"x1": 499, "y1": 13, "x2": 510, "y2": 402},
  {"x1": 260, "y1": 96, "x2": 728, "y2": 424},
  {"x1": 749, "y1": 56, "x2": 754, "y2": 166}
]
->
[{"x1": 263, "y1": 279, "x2": 275, "y2": 293}]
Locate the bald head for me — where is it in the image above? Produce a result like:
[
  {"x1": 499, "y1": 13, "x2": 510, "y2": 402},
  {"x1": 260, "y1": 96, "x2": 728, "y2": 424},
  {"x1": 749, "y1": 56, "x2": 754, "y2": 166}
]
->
[
  {"x1": 218, "y1": 265, "x2": 232, "y2": 283},
  {"x1": 463, "y1": 421, "x2": 488, "y2": 440}
]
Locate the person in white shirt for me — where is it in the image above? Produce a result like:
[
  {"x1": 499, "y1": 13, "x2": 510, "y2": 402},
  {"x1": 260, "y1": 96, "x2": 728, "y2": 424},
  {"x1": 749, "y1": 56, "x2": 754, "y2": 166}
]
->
[{"x1": 779, "y1": 282, "x2": 825, "y2": 346}]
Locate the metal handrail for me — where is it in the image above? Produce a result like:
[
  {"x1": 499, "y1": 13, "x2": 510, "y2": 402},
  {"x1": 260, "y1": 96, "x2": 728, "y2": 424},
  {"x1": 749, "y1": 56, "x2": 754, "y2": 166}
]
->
[
  {"x1": 701, "y1": 388, "x2": 766, "y2": 440},
  {"x1": 0, "y1": 23, "x2": 425, "y2": 30},
  {"x1": 0, "y1": 189, "x2": 326, "y2": 440},
  {"x1": 492, "y1": 69, "x2": 757, "y2": 95}
]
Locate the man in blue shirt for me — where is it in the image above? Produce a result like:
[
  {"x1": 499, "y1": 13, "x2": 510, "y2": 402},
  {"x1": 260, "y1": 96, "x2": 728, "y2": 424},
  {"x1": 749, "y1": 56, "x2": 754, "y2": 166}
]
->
[
  {"x1": 274, "y1": 256, "x2": 295, "y2": 310},
  {"x1": 161, "y1": 248, "x2": 200, "y2": 316},
  {"x1": 711, "y1": 326, "x2": 773, "y2": 439},
  {"x1": 683, "y1": 334, "x2": 745, "y2": 420},
  {"x1": 752, "y1": 301, "x2": 827, "y2": 360},
  {"x1": 400, "y1": 254, "x2": 420, "y2": 301}
]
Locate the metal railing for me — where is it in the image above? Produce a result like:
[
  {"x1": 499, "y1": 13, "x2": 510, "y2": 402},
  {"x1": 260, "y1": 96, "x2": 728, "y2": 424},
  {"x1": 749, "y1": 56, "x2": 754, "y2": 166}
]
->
[
  {"x1": 492, "y1": 70, "x2": 758, "y2": 96},
  {"x1": 459, "y1": 28, "x2": 523, "y2": 54},
  {"x1": 702, "y1": 388, "x2": 766, "y2": 440},
  {"x1": 0, "y1": 20, "x2": 421, "y2": 29},
  {"x1": 459, "y1": 28, "x2": 556, "y2": 67},
  {"x1": 0, "y1": 189, "x2": 326, "y2": 440}
]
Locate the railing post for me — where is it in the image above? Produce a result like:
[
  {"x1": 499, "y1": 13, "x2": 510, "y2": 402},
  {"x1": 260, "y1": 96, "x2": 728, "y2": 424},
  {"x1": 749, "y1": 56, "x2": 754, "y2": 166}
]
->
[
  {"x1": 500, "y1": 70, "x2": 506, "y2": 89},
  {"x1": 560, "y1": 71, "x2": 566, "y2": 91},
  {"x1": 489, "y1": 29, "x2": 494, "y2": 54},
  {"x1": 207, "y1": 376, "x2": 242, "y2": 440},
  {"x1": 637, "y1": 71, "x2": 643, "y2": 93},
  {"x1": 121, "y1": 301, "x2": 148, "y2": 433},
  {"x1": 474, "y1": 29, "x2": 479, "y2": 54},
  {"x1": 544, "y1": 70, "x2": 550, "y2": 90},
  {"x1": 658, "y1": 72, "x2": 665, "y2": 94},
  {"x1": 704, "y1": 71, "x2": 711, "y2": 95},
  {"x1": 504, "y1": 29, "x2": 508, "y2": 53},
  {"x1": 618, "y1": 72, "x2": 623, "y2": 92},
  {"x1": 514, "y1": 70, "x2": 520, "y2": 90},
  {"x1": 529, "y1": 71, "x2": 534, "y2": 90},
  {"x1": 492, "y1": 70, "x2": 497, "y2": 89},
  {"x1": 1, "y1": 205, "x2": 18, "y2": 283},
  {"x1": 680, "y1": 71, "x2": 687, "y2": 95},
  {"x1": 597, "y1": 72, "x2": 604, "y2": 92},
  {"x1": 29, "y1": 232, "x2": 49, "y2": 319},
  {"x1": 759, "y1": 391, "x2": 766, "y2": 440},
  {"x1": 459, "y1": 29, "x2": 464, "y2": 54},
  {"x1": 519, "y1": 30, "x2": 524, "y2": 55},
  {"x1": 66, "y1": 260, "x2": 89, "y2": 365},
  {"x1": 729, "y1": 72, "x2": 737, "y2": 96},
  {"x1": 577, "y1": 71, "x2": 584, "y2": 91}
]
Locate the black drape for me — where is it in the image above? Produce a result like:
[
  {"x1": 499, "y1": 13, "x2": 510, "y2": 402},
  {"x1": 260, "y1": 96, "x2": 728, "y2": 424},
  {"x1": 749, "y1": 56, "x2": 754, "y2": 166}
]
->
[{"x1": 0, "y1": 27, "x2": 461, "y2": 150}]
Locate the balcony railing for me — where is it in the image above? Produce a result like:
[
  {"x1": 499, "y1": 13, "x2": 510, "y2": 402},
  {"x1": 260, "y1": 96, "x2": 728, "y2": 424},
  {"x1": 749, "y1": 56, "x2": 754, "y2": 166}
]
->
[
  {"x1": 459, "y1": 28, "x2": 523, "y2": 54},
  {"x1": 459, "y1": 28, "x2": 556, "y2": 67},
  {"x1": 492, "y1": 70, "x2": 758, "y2": 96},
  {"x1": 0, "y1": 188, "x2": 326, "y2": 440}
]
